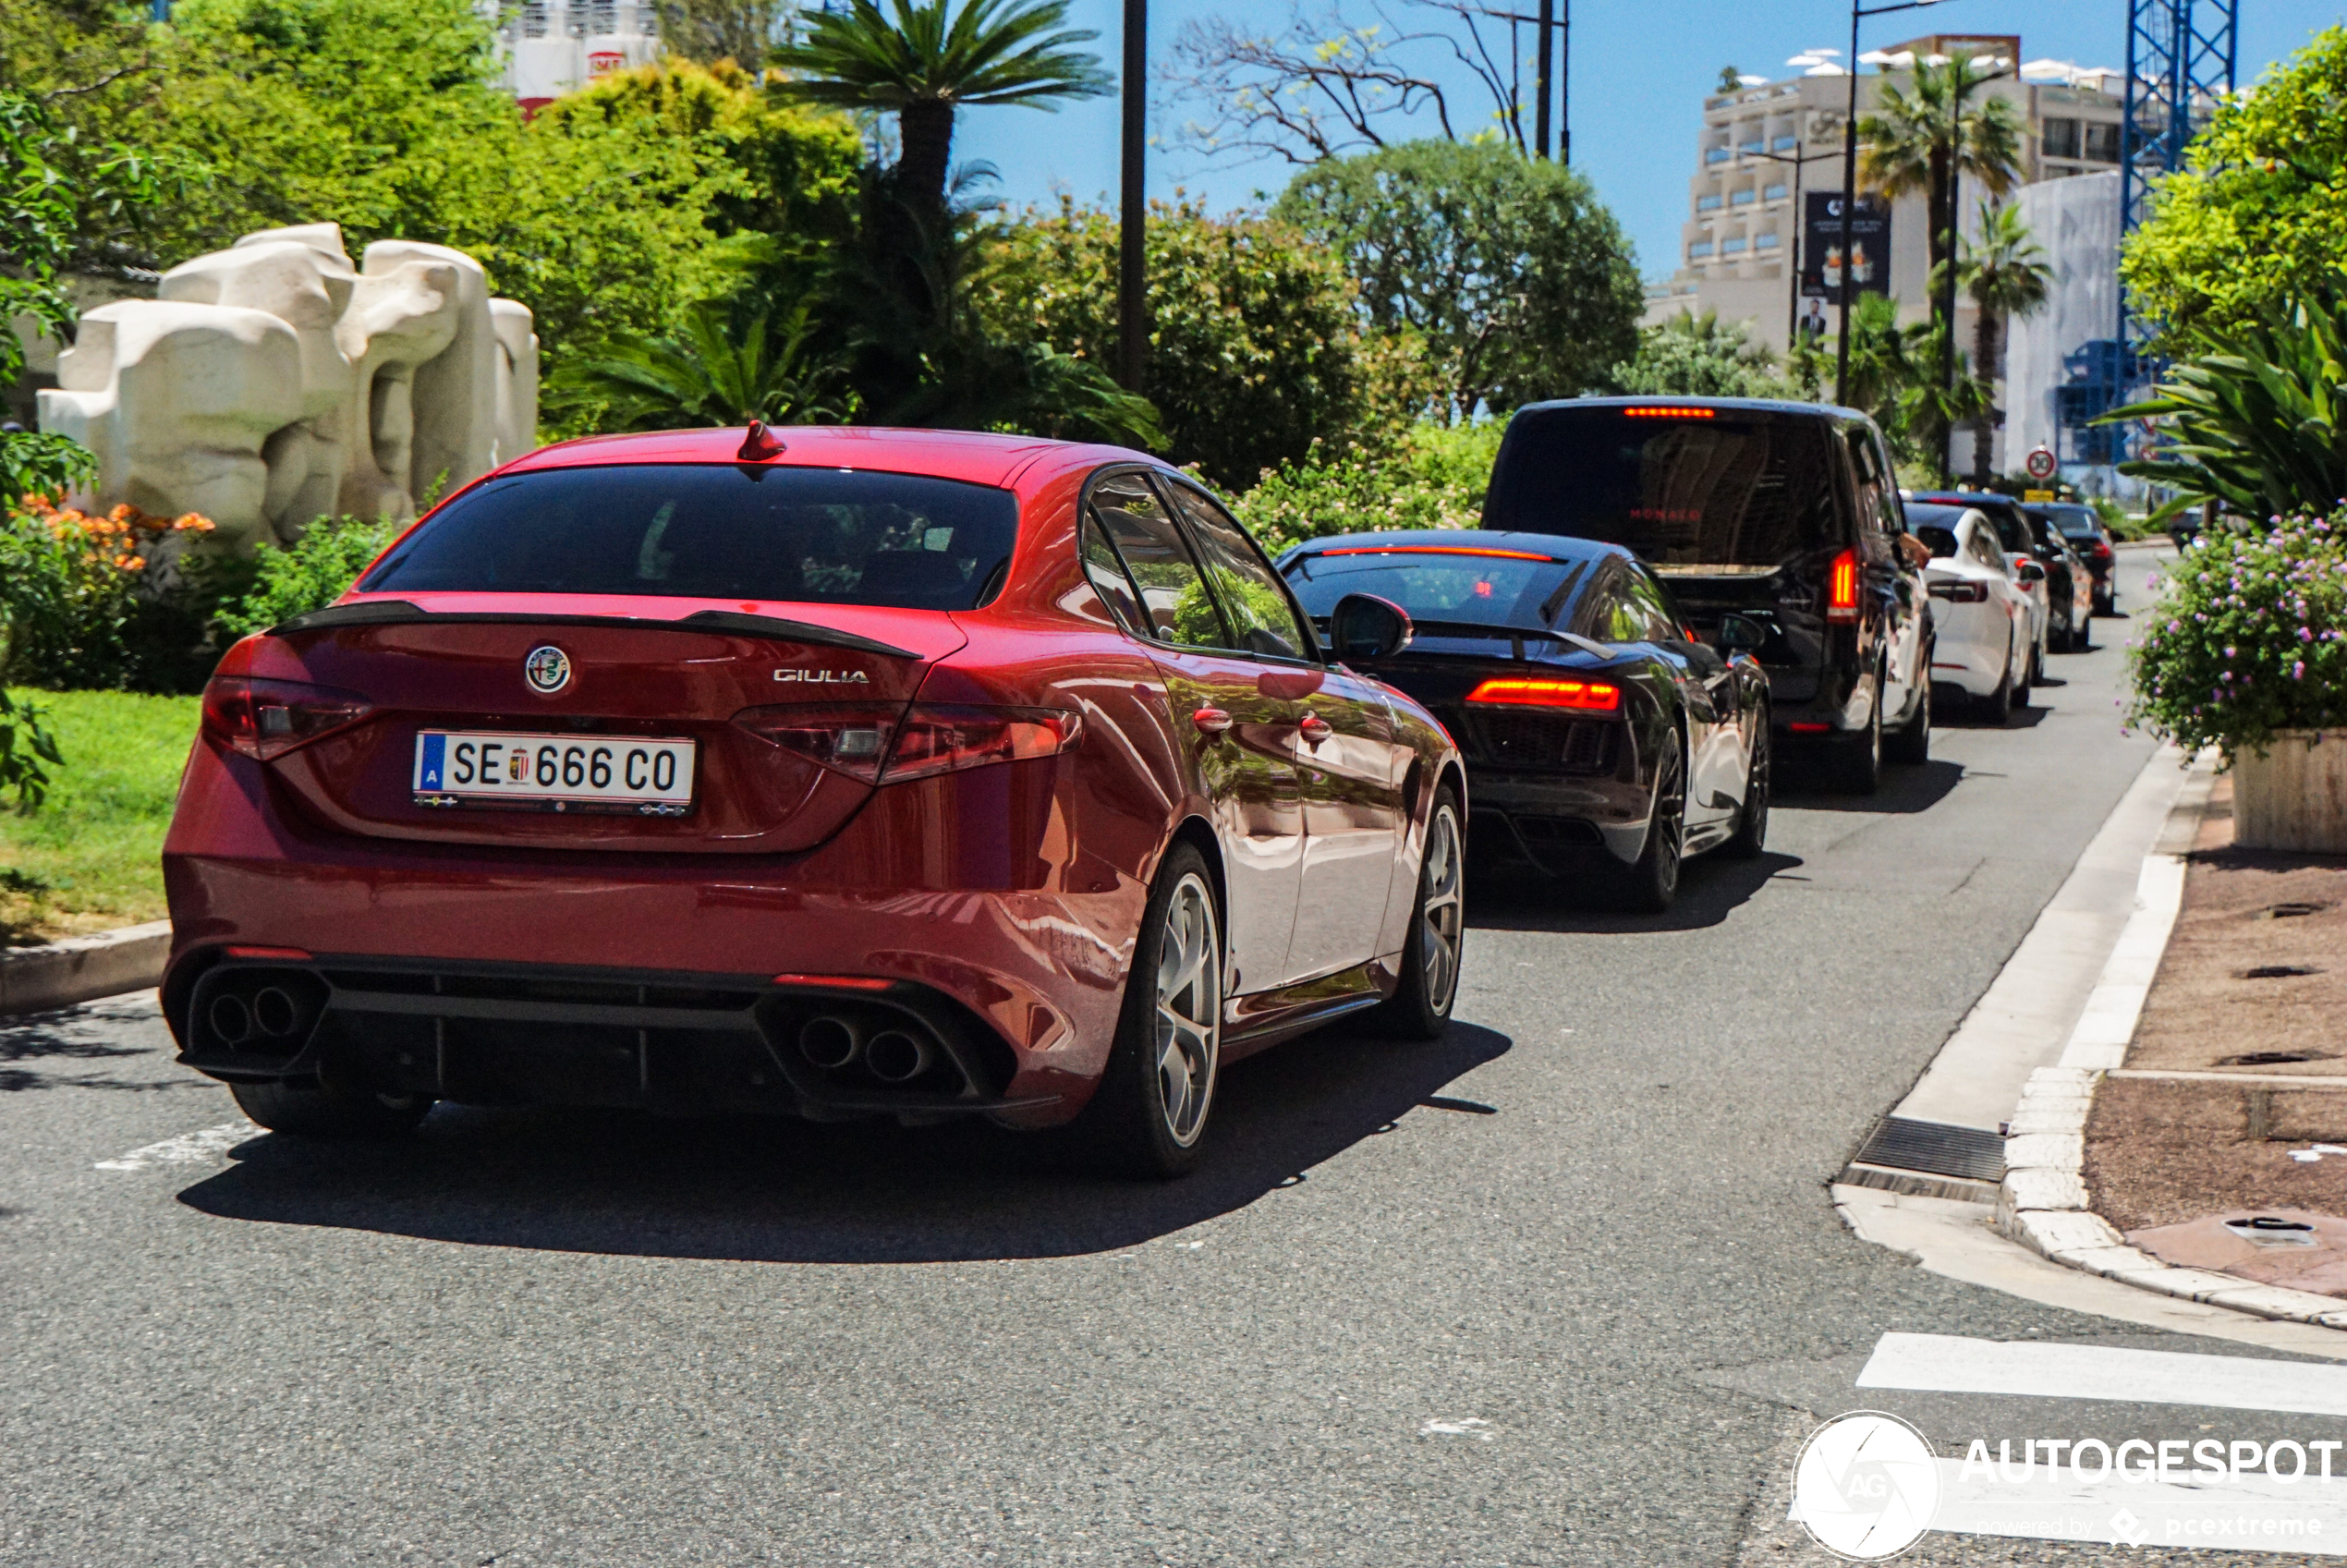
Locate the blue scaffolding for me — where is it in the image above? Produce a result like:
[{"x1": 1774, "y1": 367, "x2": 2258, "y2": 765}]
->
[{"x1": 2084, "y1": 0, "x2": 2238, "y2": 468}]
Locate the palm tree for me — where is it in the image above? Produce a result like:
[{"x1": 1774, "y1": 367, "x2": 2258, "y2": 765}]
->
[
  {"x1": 1950, "y1": 201, "x2": 2054, "y2": 486},
  {"x1": 1858, "y1": 55, "x2": 2023, "y2": 418},
  {"x1": 772, "y1": 0, "x2": 1111, "y2": 224},
  {"x1": 550, "y1": 302, "x2": 857, "y2": 430}
]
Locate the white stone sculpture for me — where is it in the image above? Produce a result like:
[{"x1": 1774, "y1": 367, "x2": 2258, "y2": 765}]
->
[{"x1": 35, "y1": 222, "x2": 538, "y2": 549}]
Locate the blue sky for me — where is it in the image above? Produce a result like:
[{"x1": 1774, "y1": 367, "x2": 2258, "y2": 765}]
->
[{"x1": 950, "y1": 1, "x2": 2341, "y2": 278}]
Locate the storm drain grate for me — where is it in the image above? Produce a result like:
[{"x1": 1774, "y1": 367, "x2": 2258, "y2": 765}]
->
[{"x1": 1853, "y1": 1116, "x2": 2007, "y2": 1184}]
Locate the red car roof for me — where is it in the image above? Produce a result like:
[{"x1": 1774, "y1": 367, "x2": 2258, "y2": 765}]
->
[{"x1": 501, "y1": 426, "x2": 1140, "y2": 492}]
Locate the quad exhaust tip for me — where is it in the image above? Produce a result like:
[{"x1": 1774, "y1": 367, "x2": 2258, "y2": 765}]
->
[
  {"x1": 865, "y1": 1029, "x2": 932, "y2": 1085},
  {"x1": 796, "y1": 1012, "x2": 940, "y2": 1086},
  {"x1": 797, "y1": 1015, "x2": 863, "y2": 1071}
]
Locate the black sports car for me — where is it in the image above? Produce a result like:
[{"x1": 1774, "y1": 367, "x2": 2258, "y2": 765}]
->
[{"x1": 1280, "y1": 531, "x2": 1771, "y2": 913}]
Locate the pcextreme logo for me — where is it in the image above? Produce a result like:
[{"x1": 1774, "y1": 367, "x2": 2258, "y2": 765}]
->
[{"x1": 774, "y1": 669, "x2": 870, "y2": 684}]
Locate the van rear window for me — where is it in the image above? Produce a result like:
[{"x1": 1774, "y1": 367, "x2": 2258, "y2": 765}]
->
[
  {"x1": 1483, "y1": 409, "x2": 1841, "y2": 569},
  {"x1": 362, "y1": 464, "x2": 1019, "y2": 610}
]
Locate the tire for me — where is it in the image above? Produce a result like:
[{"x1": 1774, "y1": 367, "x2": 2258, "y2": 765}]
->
[
  {"x1": 2014, "y1": 641, "x2": 2036, "y2": 709},
  {"x1": 1075, "y1": 842, "x2": 1223, "y2": 1179},
  {"x1": 230, "y1": 1076, "x2": 432, "y2": 1138},
  {"x1": 1826, "y1": 687, "x2": 1882, "y2": 796},
  {"x1": 1608, "y1": 730, "x2": 1685, "y2": 913},
  {"x1": 1373, "y1": 787, "x2": 1464, "y2": 1039},
  {"x1": 1885, "y1": 672, "x2": 1930, "y2": 765},
  {"x1": 1977, "y1": 649, "x2": 2015, "y2": 723},
  {"x1": 1721, "y1": 723, "x2": 1770, "y2": 859}
]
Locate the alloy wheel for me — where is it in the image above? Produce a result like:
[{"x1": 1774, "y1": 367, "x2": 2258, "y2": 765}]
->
[
  {"x1": 1417, "y1": 805, "x2": 1464, "y2": 1015},
  {"x1": 1152, "y1": 872, "x2": 1222, "y2": 1148}
]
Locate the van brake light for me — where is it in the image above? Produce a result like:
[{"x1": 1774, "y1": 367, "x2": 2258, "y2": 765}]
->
[{"x1": 1826, "y1": 548, "x2": 1861, "y2": 624}]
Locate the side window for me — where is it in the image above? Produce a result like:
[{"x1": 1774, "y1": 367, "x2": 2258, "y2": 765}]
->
[
  {"x1": 1966, "y1": 518, "x2": 2003, "y2": 570},
  {"x1": 1078, "y1": 510, "x2": 1148, "y2": 637},
  {"x1": 1088, "y1": 472, "x2": 1226, "y2": 649},
  {"x1": 1844, "y1": 428, "x2": 1901, "y2": 558},
  {"x1": 1619, "y1": 567, "x2": 1680, "y2": 643},
  {"x1": 1162, "y1": 480, "x2": 1319, "y2": 662}
]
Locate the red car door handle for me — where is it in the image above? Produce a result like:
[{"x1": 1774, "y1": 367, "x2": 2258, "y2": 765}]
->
[
  {"x1": 1192, "y1": 707, "x2": 1233, "y2": 735},
  {"x1": 1298, "y1": 714, "x2": 1333, "y2": 743}
]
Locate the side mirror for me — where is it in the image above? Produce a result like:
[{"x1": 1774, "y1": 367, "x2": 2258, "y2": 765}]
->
[
  {"x1": 2017, "y1": 560, "x2": 2047, "y2": 584},
  {"x1": 1716, "y1": 614, "x2": 1766, "y2": 652},
  {"x1": 1329, "y1": 593, "x2": 1414, "y2": 661}
]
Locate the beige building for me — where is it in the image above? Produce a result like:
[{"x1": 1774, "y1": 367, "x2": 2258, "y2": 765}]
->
[{"x1": 1642, "y1": 36, "x2": 2128, "y2": 363}]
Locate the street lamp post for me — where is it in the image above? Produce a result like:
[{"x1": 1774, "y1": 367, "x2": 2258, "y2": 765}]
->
[
  {"x1": 1745, "y1": 139, "x2": 1834, "y2": 352},
  {"x1": 1119, "y1": 0, "x2": 1148, "y2": 394},
  {"x1": 1470, "y1": 1, "x2": 1569, "y2": 158},
  {"x1": 1835, "y1": 0, "x2": 1962, "y2": 404}
]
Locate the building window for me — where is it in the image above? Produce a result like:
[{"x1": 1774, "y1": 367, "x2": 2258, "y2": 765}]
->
[
  {"x1": 1696, "y1": 194, "x2": 1723, "y2": 212},
  {"x1": 1755, "y1": 232, "x2": 1781, "y2": 249},
  {"x1": 1763, "y1": 182, "x2": 1789, "y2": 201},
  {"x1": 2042, "y1": 117, "x2": 2080, "y2": 159},
  {"x1": 1688, "y1": 241, "x2": 1715, "y2": 260},
  {"x1": 522, "y1": 0, "x2": 550, "y2": 36},
  {"x1": 1721, "y1": 236, "x2": 1747, "y2": 254},
  {"x1": 1739, "y1": 139, "x2": 1765, "y2": 156},
  {"x1": 636, "y1": 2, "x2": 657, "y2": 33},
  {"x1": 589, "y1": 0, "x2": 617, "y2": 31},
  {"x1": 1772, "y1": 135, "x2": 1798, "y2": 152},
  {"x1": 2085, "y1": 121, "x2": 2122, "y2": 163},
  {"x1": 1730, "y1": 188, "x2": 1756, "y2": 206},
  {"x1": 1706, "y1": 147, "x2": 1732, "y2": 165}
]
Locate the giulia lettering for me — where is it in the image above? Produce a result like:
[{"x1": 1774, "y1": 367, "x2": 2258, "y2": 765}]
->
[{"x1": 774, "y1": 669, "x2": 870, "y2": 684}]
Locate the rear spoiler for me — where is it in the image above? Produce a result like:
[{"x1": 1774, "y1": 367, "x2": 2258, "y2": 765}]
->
[
  {"x1": 268, "y1": 601, "x2": 918, "y2": 660},
  {"x1": 1386, "y1": 618, "x2": 1615, "y2": 662}
]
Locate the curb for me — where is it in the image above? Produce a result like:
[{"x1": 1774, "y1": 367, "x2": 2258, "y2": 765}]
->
[
  {"x1": 0, "y1": 920, "x2": 171, "y2": 1016},
  {"x1": 1992, "y1": 755, "x2": 2347, "y2": 1332}
]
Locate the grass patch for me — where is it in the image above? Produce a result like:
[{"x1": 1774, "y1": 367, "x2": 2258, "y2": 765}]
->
[{"x1": 0, "y1": 689, "x2": 199, "y2": 946}]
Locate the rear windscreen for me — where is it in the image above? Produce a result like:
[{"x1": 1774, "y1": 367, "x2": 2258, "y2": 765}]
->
[
  {"x1": 361, "y1": 465, "x2": 1020, "y2": 610},
  {"x1": 1484, "y1": 409, "x2": 1841, "y2": 568},
  {"x1": 1281, "y1": 550, "x2": 1589, "y2": 633}
]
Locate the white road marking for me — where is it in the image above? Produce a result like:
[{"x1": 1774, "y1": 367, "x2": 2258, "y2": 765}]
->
[
  {"x1": 1420, "y1": 1418, "x2": 1492, "y2": 1440},
  {"x1": 94, "y1": 1121, "x2": 256, "y2": 1172},
  {"x1": 1858, "y1": 1331, "x2": 2347, "y2": 1417}
]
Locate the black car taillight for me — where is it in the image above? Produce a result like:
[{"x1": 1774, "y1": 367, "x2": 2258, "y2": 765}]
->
[
  {"x1": 1826, "y1": 548, "x2": 1860, "y2": 624},
  {"x1": 735, "y1": 702, "x2": 1081, "y2": 784},
  {"x1": 1465, "y1": 677, "x2": 1621, "y2": 711},
  {"x1": 201, "y1": 675, "x2": 375, "y2": 761}
]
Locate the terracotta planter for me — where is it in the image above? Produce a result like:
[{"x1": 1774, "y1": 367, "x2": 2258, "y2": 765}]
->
[{"x1": 2233, "y1": 731, "x2": 2347, "y2": 852}]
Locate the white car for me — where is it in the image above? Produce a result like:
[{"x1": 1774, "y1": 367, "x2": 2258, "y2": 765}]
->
[{"x1": 1907, "y1": 504, "x2": 2034, "y2": 721}]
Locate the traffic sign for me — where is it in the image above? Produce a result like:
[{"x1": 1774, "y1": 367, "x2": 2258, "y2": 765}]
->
[{"x1": 2025, "y1": 445, "x2": 2058, "y2": 481}]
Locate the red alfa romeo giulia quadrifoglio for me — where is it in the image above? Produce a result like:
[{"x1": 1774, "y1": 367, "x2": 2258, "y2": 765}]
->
[{"x1": 162, "y1": 426, "x2": 1466, "y2": 1175}]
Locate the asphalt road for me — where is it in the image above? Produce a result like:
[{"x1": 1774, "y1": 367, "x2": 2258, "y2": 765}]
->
[{"x1": 7, "y1": 569, "x2": 2338, "y2": 1565}]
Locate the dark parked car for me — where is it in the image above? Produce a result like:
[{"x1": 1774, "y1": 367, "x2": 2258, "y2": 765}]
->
[
  {"x1": 2025, "y1": 501, "x2": 2118, "y2": 614},
  {"x1": 1477, "y1": 397, "x2": 1931, "y2": 796},
  {"x1": 1279, "y1": 532, "x2": 1769, "y2": 913}
]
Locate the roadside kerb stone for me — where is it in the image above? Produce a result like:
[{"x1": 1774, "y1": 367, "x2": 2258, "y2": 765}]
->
[{"x1": 0, "y1": 920, "x2": 170, "y2": 1015}]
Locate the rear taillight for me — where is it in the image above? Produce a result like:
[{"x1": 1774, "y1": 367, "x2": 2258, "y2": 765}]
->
[
  {"x1": 1826, "y1": 548, "x2": 1860, "y2": 624},
  {"x1": 2092, "y1": 541, "x2": 2113, "y2": 563},
  {"x1": 734, "y1": 702, "x2": 1081, "y2": 784},
  {"x1": 733, "y1": 703, "x2": 901, "y2": 783},
  {"x1": 201, "y1": 675, "x2": 375, "y2": 760},
  {"x1": 1927, "y1": 580, "x2": 1988, "y2": 602},
  {"x1": 1465, "y1": 677, "x2": 1621, "y2": 711}
]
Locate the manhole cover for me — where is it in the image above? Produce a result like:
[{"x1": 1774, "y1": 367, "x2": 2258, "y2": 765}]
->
[
  {"x1": 2257, "y1": 902, "x2": 2330, "y2": 919},
  {"x1": 2241, "y1": 965, "x2": 2320, "y2": 979},
  {"x1": 2222, "y1": 1216, "x2": 2319, "y2": 1248},
  {"x1": 2220, "y1": 1049, "x2": 2339, "y2": 1065}
]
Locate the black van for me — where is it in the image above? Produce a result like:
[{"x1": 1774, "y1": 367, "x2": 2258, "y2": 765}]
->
[{"x1": 1478, "y1": 396, "x2": 1932, "y2": 793}]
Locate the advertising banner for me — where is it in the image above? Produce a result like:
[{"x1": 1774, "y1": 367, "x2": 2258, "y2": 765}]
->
[{"x1": 1801, "y1": 192, "x2": 1891, "y2": 304}]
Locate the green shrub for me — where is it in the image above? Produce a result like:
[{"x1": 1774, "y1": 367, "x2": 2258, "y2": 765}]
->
[
  {"x1": 1234, "y1": 422, "x2": 1503, "y2": 556},
  {"x1": 0, "y1": 687, "x2": 63, "y2": 812},
  {"x1": 2126, "y1": 513, "x2": 2347, "y2": 758},
  {"x1": 0, "y1": 497, "x2": 225, "y2": 694},
  {"x1": 211, "y1": 515, "x2": 401, "y2": 641}
]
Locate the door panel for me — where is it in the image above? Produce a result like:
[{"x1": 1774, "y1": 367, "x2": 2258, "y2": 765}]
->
[
  {"x1": 1289, "y1": 668, "x2": 1406, "y2": 978},
  {"x1": 1087, "y1": 470, "x2": 1304, "y2": 991}
]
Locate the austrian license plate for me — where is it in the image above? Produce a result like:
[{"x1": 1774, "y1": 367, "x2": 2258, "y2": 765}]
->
[{"x1": 412, "y1": 731, "x2": 697, "y2": 816}]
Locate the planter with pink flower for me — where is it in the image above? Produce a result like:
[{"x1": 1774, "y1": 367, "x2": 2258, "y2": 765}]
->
[{"x1": 2127, "y1": 515, "x2": 2347, "y2": 851}]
